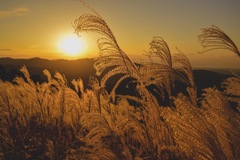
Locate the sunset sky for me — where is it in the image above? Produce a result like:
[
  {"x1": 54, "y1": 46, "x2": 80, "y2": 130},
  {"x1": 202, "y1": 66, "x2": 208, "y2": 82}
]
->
[{"x1": 0, "y1": 0, "x2": 239, "y2": 68}]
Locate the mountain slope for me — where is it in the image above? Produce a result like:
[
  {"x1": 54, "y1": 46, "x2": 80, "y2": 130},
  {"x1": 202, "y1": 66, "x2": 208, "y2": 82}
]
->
[
  {"x1": 0, "y1": 57, "x2": 95, "y2": 85},
  {"x1": 0, "y1": 57, "x2": 234, "y2": 92}
]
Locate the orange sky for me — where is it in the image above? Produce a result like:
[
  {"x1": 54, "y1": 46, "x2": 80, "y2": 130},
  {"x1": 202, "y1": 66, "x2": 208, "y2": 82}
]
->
[{"x1": 0, "y1": 0, "x2": 239, "y2": 68}]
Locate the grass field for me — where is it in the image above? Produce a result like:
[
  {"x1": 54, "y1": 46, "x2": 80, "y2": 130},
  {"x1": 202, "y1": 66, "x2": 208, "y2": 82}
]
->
[{"x1": 0, "y1": 10, "x2": 240, "y2": 160}]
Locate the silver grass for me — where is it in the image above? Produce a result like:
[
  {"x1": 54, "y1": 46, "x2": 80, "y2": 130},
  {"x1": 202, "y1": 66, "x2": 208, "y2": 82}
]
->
[
  {"x1": 172, "y1": 50, "x2": 197, "y2": 105},
  {"x1": 44, "y1": 140, "x2": 55, "y2": 160},
  {"x1": 80, "y1": 113, "x2": 121, "y2": 159},
  {"x1": 74, "y1": 14, "x2": 115, "y2": 42},
  {"x1": 1, "y1": 1, "x2": 240, "y2": 158},
  {"x1": 172, "y1": 51, "x2": 194, "y2": 87},
  {"x1": 143, "y1": 37, "x2": 195, "y2": 104},
  {"x1": 74, "y1": 13, "x2": 138, "y2": 74},
  {"x1": 145, "y1": 36, "x2": 172, "y2": 66},
  {"x1": 71, "y1": 78, "x2": 84, "y2": 94},
  {"x1": 198, "y1": 25, "x2": 240, "y2": 56},
  {"x1": 140, "y1": 63, "x2": 189, "y2": 87},
  {"x1": 143, "y1": 36, "x2": 174, "y2": 102},
  {"x1": 20, "y1": 65, "x2": 35, "y2": 87},
  {"x1": 222, "y1": 77, "x2": 240, "y2": 110},
  {"x1": 163, "y1": 94, "x2": 219, "y2": 159},
  {"x1": 74, "y1": 13, "x2": 140, "y2": 102},
  {"x1": 54, "y1": 72, "x2": 67, "y2": 86},
  {"x1": 201, "y1": 88, "x2": 240, "y2": 159}
]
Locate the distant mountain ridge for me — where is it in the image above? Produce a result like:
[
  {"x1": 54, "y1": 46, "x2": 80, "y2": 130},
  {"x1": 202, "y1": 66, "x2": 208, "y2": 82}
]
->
[
  {"x1": 0, "y1": 57, "x2": 235, "y2": 92},
  {"x1": 0, "y1": 57, "x2": 95, "y2": 85}
]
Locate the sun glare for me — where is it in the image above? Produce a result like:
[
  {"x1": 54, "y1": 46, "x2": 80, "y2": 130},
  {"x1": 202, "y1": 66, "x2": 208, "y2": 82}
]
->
[{"x1": 58, "y1": 34, "x2": 85, "y2": 57}]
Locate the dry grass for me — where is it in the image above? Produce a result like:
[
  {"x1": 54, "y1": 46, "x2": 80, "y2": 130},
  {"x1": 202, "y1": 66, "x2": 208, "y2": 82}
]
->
[{"x1": 198, "y1": 25, "x2": 239, "y2": 56}]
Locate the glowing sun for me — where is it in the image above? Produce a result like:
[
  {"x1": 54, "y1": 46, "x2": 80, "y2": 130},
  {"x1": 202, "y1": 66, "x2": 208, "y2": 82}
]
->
[{"x1": 58, "y1": 34, "x2": 85, "y2": 57}]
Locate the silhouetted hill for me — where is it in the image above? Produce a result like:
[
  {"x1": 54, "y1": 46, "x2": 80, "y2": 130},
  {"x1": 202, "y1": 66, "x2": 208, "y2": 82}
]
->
[
  {"x1": 193, "y1": 70, "x2": 231, "y2": 95},
  {"x1": 0, "y1": 57, "x2": 235, "y2": 93},
  {"x1": 0, "y1": 57, "x2": 95, "y2": 86}
]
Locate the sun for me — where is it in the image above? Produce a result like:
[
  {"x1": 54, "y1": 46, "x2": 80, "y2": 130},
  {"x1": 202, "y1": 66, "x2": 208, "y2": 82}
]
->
[{"x1": 57, "y1": 34, "x2": 85, "y2": 57}]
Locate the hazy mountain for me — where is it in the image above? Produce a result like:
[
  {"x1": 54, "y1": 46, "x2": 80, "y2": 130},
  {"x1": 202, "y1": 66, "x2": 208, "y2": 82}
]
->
[
  {"x1": 0, "y1": 57, "x2": 95, "y2": 86},
  {"x1": 0, "y1": 57, "x2": 235, "y2": 92}
]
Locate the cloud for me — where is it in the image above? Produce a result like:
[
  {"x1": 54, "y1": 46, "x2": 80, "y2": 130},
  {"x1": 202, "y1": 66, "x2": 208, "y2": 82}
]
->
[
  {"x1": 0, "y1": 7, "x2": 29, "y2": 19},
  {"x1": 0, "y1": 48, "x2": 13, "y2": 51}
]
